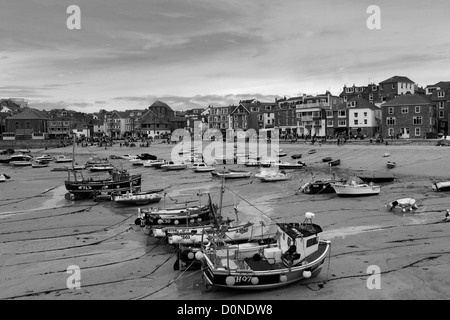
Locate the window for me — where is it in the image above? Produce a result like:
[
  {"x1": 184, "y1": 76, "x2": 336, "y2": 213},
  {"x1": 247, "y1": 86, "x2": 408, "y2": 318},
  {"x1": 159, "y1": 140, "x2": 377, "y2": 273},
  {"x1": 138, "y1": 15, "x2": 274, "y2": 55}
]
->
[
  {"x1": 327, "y1": 120, "x2": 333, "y2": 126},
  {"x1": 364, "y1": 112, "x2": 368, "y2": 117},
  {"x1": 354, "y1": 120, "x2": 358, "y2": 125},
  {"x1": 388, "y1": 107, "x2": 394, "y2": 114},
  {"x1": 413, "y1": 116, "x2": 422, "y2": 125},
  {"x1": 345, "y1": 87, "x2": 354, "y2": 93},
  {"x1": 437, "y1": 91, "x2": 445, "y2": 98},
  {"x1": 386, "y1": 117, "x2": 396, "y2": 125},
  {"x1": 372, "y1": 85, "x2": 377, "y2": 91},
  {"x1": 354, "y1": 112, "x2": 358, "y2": 117},
  {"x1": 439, "y1": 102, "x2": 445, "y2": 109},
  {"x1": 392, "y1": 84, "x2": 396, "y2": 89},
  {"x1": 439, "y1": 110, "x2": 444, "y2": 118},
  {"x1": 415, "y1": 127, "x2": 421, "y2": 136},
  {"x1": 338, "y1": 119, "x2": 346, "y2": 126},
  {"x1": 306, "y1": 237, "x2": 318, "y2": 247},
  {"x1": 388, "y1": 128, "x2": 394, "y2": 136},
  {"x1": 401, "y1": 107, "x2": 409, "y2": 114},
  {"x1": 415, "y1": 106, "x2": 420, "y2": 113},
  {"x1": 364, "y1": 119, "x2": 368, "y2": 125},
  {"x1": 326, "y1": 110, "x2": 333, "y2": 118},
  {"x1": 343, "y1": 96, "x2": 347, "y2": 102},
  {"x1": 338, "y1": 110, "x2": 346, "y2": 117}
]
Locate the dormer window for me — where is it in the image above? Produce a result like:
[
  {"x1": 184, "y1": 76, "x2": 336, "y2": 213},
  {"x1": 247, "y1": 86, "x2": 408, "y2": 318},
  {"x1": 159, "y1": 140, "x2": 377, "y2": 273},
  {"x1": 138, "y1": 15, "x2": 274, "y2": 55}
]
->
[{"x1": 437, "y1": 91, "x2": 445, "y2": 98}]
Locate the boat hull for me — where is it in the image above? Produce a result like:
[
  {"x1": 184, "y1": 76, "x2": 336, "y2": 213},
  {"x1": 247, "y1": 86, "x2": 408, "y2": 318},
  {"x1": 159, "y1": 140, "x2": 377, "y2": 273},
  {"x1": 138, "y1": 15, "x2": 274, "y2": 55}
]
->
[
  {"x1": 432, "y1": 181, "x2": 450, "y2": 192},
  {"x1": 113, "y1": 193, "x2": 162, "y2": 205},
  {"x1": 64, "y1": 174, "x2": 142, "y2": 200},
  {"x1": 202, "y1": 241, "x2": 330, "y2": 290},
  {"x1": 331, "y1": 184, "x2": 380, "y2": 196}
]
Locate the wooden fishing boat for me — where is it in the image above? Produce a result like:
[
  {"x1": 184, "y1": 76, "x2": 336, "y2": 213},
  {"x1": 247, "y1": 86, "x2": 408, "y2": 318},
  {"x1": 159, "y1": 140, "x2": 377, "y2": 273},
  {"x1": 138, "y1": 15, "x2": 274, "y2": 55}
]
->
[
  {"x1": 328, "y1": 159, "x2": 340, "y2": 166},
  {"x1": 386, "y1": 161, "x2": 396, "y2": 169},
  {"x1": 357, "y1": 172, "x2": 395, "y2": 183},
  {"x1": 322, "y1": 157, "x2": 332, "y2": 162},
  {"x1": 291, "y1": 154, "x2": 302, "y2": 159},
  {"x1": 432, "y1": 181, "x2": 450, "y2": 192},
  {"x1": 330, "y1": 180, "x2": 380, "y2": 197},
  {"x1": 112, "y1": 188, "x2": 164, "y2": 206},
  {"x1": 386, "y1": 198, "x2": 418, "y2": 212},
  {"x1": 65, "y1": 168, "x2": 141, "y2": 200},
  {"x1": 198, "y1": 212, "x2": 331, "y2": 290},
  {"x1": 84, "y1": 156, "x2": 110, "y2": 168},
  {"x1": 136, "y1": 204, "x2": 213, "y2": 227}
]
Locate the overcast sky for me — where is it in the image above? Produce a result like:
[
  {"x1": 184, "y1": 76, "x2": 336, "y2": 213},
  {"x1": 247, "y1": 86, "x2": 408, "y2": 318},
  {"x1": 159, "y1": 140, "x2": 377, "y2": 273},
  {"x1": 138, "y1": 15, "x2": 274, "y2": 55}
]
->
[{"x1": 1, "y1": 0, "x2": 450, "y2": 112}]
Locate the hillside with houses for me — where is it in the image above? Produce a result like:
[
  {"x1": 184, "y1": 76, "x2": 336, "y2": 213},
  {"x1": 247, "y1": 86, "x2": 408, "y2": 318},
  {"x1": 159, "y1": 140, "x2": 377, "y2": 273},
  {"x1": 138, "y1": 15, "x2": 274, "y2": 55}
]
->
[{"x1": 1, "y1": 76, "x2": 449, "y2": 142}]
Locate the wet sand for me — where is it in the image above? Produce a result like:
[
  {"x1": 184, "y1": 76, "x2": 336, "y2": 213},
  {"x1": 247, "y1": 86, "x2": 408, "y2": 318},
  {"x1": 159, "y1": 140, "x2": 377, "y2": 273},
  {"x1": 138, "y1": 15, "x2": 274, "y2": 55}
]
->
[{"x1": 1, "y1": 141, "x2": 449, "y2": 300}]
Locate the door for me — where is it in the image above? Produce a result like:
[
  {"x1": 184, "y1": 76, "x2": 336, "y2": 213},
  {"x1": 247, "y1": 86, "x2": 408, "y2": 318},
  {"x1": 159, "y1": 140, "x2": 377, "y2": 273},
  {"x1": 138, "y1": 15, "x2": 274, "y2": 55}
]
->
[{"x1": 400, "y1": 127, "x2": 410, "y2": 139}]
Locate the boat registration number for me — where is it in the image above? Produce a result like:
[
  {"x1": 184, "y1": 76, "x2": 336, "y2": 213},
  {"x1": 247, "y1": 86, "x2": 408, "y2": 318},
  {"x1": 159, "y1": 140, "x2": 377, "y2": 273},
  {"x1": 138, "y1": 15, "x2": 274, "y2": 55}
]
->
[{"x1": 234, "y1": 276, "x2": 252, "y2": 283}]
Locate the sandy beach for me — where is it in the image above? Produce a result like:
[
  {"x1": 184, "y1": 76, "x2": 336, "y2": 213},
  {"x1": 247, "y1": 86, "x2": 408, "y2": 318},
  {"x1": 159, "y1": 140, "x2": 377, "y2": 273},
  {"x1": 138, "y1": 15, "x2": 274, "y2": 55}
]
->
[{"x1": 1, "y1": 140, "x2": 449, "y2": 300}]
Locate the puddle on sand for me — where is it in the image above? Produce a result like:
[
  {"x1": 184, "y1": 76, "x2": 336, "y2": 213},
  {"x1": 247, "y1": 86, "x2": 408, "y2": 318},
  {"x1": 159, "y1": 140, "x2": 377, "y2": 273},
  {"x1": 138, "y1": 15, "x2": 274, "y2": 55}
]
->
[{"x1": 321, "y1": 225, "x2": 385, "y2": 239}]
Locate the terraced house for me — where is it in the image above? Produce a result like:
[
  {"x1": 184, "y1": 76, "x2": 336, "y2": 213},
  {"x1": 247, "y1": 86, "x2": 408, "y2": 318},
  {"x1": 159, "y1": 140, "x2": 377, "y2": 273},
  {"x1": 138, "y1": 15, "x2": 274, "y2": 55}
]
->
[
  {"x1": 381, "y1": 94, "x2": 436, "y2": 139},
  {"x1": 425, "y1": 81, "x2": 450, "y2": 137}
]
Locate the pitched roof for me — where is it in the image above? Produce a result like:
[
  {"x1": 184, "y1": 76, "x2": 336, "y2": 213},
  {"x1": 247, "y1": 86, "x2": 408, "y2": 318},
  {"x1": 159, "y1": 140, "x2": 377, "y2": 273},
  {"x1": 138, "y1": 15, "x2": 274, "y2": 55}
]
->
[
  {"x1": 150, "y1": 100, "x2": 173, "y2": 111},
  {"x1": 6, "y1": 108, "x2": 49, "y2": 120},
  {"x1": 382, "y1": 94, "x2": 431, "y2": 107},
  {"x1": 379, "y1": 76, "x2": 414, "y2": 84},
  {"x1": 348, "y1": 97, "x2": 380, "y2": 110}
]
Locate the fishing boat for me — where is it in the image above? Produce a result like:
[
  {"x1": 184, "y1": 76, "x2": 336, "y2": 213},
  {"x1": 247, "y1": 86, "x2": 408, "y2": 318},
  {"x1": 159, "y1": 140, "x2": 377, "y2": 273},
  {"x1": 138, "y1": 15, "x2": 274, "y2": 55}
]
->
[
  {"x1": 299, "y1": 172, "x2": 344, "y2": 194},
  {"x1": 274, "y1": 149, "x2": 287, "y2": 157},
  {"x1": 136, "y1": 204, "x2": 213, "y2": 227},
  {"x1": 31, "y1": 160, "x2": 49, "y2": 168},
  {"x1": 191, "y1": 163, "x2": 216, "y2": 172},
  {"x1": 0, "y1": 173, "x2": 11, "y2": 182},
  {"x1": 84, "y1": 156, "x2": 110, "y2": 168},
  {"x1": 130, "y1": 158, "x2": 145, "y2": 166},
  {"x1": 198, "y1": 212, "x2": 331, "y2": 290},
  {"x1": 308, "y1": 149, "x2": 316, "y2": 155},
  {"x1": 276, "y1": 161, "x2": 306, "y2": 170},
  {"x1": 256, "y1": 170, "x2": 289, "y2": 182},
  {"x1": 10, "y1": 160, "x2": 32, "y2": 166},
  {"x1": 63, "y1": 135, "x2": 140, "y2": 199},
  {"x1": 322, "y1": 157, "x2": 332, "y2": 162},
  {"x1": 52, "y1": 164, "x2": 85, "y2": 171},
  {"x1": 150, "y1": 159, "x2": 167, "y2": 168},
  {"x1": 357, "y1": 172, "x2": 395, "y2": 183},
  {"x1": 383, "y1": 153, "x2": 390, "y2": 157},
  {"x1": 89, "y1": 163, "x2": 115, "y2": 172},
  {"x1": 161, "y1": 161, "x2": 187, "y2": 171},
  {"x1": 386, "y1": 161, "x2": 396, "y2": 169},
  {"x1": 54, "y1": 155, "x2": 73, "y2": 163},
  {"x1": 120, "y1": 154, "x2": 138, "y2": 160},
  {"x1": 213, "y1": 170, "x2": 251, "y2": 179},
  {"x1": 35, "y1": 154, "x2": 54, "y2": 162},
  {"x1": 328, "y1": 159, "x2": 340, "y2": 167},
  {"x1": 432, "y1": 181, "x2": 450, "y2": 192},
  {"x1": 143, "y1": 160, "x2": 159, "y2": 167},
  {"x1": 65, "y1": 168, "x2": 141, "y2": 200},
  {"x1": 244, "y1": 159, "x2": 260, "y2": 167},
  {"x1": 8, "y1": 154, "x2": 33, "y2": 163},
  {"x1": 330, "y1": 180, "x2": 381, "y2": 197},
  {"x1": 260, "y1": 159, "x2": 281, "y2": 168},
  {"x1": 112, "y1": 188, "x2": 164, "y2": 206},
  {"x1": 291, "y1": 154, "x2": 302, "y2": 159},
  {"x1": 386, "y1": 198, "x2": 418, "y2": 212}
]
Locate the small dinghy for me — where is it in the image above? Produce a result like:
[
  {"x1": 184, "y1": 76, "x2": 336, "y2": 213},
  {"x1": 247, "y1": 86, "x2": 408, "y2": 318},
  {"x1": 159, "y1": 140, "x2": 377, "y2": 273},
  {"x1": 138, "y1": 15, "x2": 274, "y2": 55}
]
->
[
  {"x1": 386, "y1": 161, "x2": 396, "y2": 169},
  {"x1": 291, "y1": 154, "x2": 302, "y2": 159},
  {"x1": 387, "y1": 198, "x2": 418, "y2": 212},
  {"x1": 308, "y1": 149, "x2": 316, "y2": 155},
  {"x1": 0, "y1": 173, "x2": 11, "y2": 182},
  {"x1": 328, "y1": 159, "x2": 340, "y2": 166},
  {"x1": 322, "y1": 157, "x2": 332, "y2": 162},
  {"x1": 383, "y1": 153, "x2": 390, "y2": 157}
]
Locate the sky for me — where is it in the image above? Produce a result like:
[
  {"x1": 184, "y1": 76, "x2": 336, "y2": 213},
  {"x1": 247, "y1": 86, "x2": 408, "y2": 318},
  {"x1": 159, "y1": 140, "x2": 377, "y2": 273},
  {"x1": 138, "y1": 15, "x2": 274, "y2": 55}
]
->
[{"x1": 1, "y1": 0, "x2": 450, "y2": 112}]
